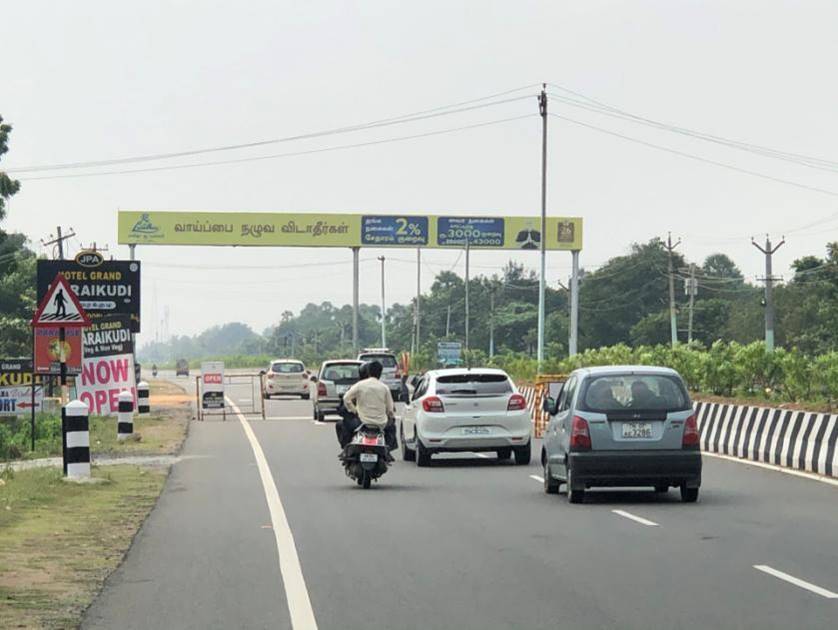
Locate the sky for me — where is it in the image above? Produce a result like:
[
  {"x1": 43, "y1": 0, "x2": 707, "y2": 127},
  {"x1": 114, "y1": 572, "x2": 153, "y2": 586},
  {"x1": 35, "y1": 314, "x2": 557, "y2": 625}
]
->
[{"x1": 3, "y1": 1, "x2": 838, "y2": 346}]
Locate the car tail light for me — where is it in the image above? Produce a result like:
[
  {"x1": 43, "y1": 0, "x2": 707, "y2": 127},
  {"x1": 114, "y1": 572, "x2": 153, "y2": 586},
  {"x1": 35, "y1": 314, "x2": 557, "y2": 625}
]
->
[
  {"x1": 266, "y1": 373, "x2": 275, "y2": 380},
  {"x1": 422, "y1": 396, "x2": 445, "y2": 413},
  {"x1": 570, "y1": 416, "x2": 591, "y2": 450},
  {"x1": 507, "y1": 393, "x2": 527, "y2": 411},
  {"x1": 682, "y1": 414, "x2": 700, "y2": 449},
  {"x1": 317, "y1": 382, "x2": 327, "y2": 397}
]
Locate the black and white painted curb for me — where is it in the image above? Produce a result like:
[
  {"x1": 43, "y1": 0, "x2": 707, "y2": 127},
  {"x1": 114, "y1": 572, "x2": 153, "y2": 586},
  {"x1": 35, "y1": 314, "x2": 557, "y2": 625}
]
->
[
  {"x1": 118, "y1": 390, "x2": 134, "y2": 441},
  {"x1": 137, "y1": 381, "x2": 150, "y2": 414},
  {"x1": 695, "y1": 401, "x2": 838, "y2": 478},
  {"x1": 62, "y1": 399, "x2": 90, "y2": 479}
]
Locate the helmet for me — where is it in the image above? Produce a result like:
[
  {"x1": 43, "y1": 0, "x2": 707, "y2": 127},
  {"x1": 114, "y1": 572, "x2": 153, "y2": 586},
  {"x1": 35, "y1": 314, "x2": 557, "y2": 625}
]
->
[{"x1": 358, "y1": 362, "x2": 371, "y2": 380}]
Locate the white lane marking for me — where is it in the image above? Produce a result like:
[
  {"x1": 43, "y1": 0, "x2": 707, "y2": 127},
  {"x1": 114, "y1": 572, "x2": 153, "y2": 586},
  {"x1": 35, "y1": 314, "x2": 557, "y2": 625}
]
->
[
  {"x1": 754, "y1": 565, "x2": 838, "y2": 599},
  {"x1": 529, "y1": 474, "x2": 545, "y2": 483},
  {"x1": 263, "y1": 416, "x2": 318, "y2": 421},
  {"x1": 702, "y1": 451, "x2": 838, "y2": 488},
  {"x1": 612, "y1": 510, "x2": 660, "y2": 527},
  {"x1": 228, "y1": 398, "x2": 319, "y2": 629},
  {"x1": 475, "y1": 453, "x2": 490, "y2": 459},
  {"x1": 312, "y1": 421, "x2": 329, "y2": 426}
]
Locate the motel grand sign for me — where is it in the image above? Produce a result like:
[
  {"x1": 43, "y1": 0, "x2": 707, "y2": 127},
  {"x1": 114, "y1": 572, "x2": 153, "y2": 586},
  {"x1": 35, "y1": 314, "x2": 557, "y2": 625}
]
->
[{"x1": 117, "y1": 211, "x2": 582, "y2": 250}]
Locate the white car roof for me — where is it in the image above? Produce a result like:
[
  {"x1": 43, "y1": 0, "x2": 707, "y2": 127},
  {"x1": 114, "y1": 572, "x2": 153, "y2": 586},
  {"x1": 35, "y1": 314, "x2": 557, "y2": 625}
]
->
[
  {"x1": 322, "y1": 359, "x2": 363, "y2": 365},
  {"x1": 271, "y1": 359, "x2": 303, "y2": 363}
]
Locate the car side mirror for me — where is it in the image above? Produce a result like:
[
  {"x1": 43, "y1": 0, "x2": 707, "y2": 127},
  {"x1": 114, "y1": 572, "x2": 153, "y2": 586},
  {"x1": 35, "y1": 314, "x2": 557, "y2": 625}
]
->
[
  {"x1": 310, "y1": 375, "x2": 318, "y2": 383},
  {"x1": 542, "y1": 396, "x2": 558, "y2": 415}
]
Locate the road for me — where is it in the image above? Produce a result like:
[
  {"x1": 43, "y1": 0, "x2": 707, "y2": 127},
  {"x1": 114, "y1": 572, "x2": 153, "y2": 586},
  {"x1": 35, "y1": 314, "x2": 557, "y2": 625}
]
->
[{"x1": 84, "y1": 371, "x2": 837, "y2": 629}]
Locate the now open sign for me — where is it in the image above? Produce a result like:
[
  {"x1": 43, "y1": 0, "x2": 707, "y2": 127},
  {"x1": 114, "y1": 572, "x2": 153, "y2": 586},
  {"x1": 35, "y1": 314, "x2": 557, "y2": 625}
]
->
[{"x1": 77, "y1": 353, "x2": 136, "y2": 416}]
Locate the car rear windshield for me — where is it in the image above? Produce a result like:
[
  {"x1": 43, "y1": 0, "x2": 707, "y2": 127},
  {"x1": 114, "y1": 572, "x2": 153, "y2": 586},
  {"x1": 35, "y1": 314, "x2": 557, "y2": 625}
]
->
[
  {"x1": 359, "y1": 354, "x2": 397, "y2": 368},
  {"x1": 581, "y1": 374, "x2": 689, "y2": 412},
  {"x1": 323, "y1": 364, "x2": 360, "y2": 383},
  {"x1": 272, "y1": 362, "x2": 304, "y2": 373},
  {"x1": 435, "y1": 373, "x2": 512, "y2": 396}
]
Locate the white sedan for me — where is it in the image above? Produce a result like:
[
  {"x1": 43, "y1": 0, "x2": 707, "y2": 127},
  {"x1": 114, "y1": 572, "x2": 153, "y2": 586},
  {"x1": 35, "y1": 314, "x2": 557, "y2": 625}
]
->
[{"x1": 400, "y1": 368, "x2": 532, "y2": 466}]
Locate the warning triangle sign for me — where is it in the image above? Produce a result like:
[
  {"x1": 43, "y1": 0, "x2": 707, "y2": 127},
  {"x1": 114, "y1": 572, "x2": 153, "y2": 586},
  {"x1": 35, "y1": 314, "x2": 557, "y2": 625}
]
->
[{"x1": 32, "y1": 275, "x2": 92, "y2": 327}]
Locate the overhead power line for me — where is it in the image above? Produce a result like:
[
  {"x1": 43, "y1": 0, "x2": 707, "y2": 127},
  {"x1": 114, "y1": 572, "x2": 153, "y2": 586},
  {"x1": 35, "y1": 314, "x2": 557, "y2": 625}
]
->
[
  {"x1": 9, "y1": 91, "x2": 537, "y2": 174},
  {"x1": 548, "y1": 113, "x2": 838, "y2": 199},
  {"x1": 20, "y1": 114, "x2": 533, "y2": 181}
]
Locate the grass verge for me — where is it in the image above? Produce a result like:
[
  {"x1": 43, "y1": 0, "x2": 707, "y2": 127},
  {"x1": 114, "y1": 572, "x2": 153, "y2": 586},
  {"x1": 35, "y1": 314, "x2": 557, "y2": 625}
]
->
[{"x1": 0, "y1": 465, "x2": 166, "y2": 628}]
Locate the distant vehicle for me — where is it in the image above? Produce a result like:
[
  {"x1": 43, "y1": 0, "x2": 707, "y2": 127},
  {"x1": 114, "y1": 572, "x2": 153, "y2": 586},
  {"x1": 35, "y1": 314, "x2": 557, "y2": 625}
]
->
[
  {"x1": 541, "y1": 366, "x2": 702, "y2": 503},
  {"x1": 263, "y1": 359, "x2": 309, "y2": 399},
  {"x1": 357, "y1": 348, "x2": 402, "y2": 401},
  {"x1": 400, "y1": 368, "x2": 532, "y2": 467},
  {"x1": 312, "y1": 360, "x2": 364, "y2": 422},
  {"x1": 175, "y1": 359, "x2": 189, "y2": 377}
]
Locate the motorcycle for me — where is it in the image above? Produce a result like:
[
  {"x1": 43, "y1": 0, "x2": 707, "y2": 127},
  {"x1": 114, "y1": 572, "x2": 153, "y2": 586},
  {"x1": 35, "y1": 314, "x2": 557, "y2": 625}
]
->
[
  {"x1": 340, "y1": 425, "x2": 390, "y2": 489},
  {"x1": 152, "y1": 366, "x2": 158, "y2": 378}
]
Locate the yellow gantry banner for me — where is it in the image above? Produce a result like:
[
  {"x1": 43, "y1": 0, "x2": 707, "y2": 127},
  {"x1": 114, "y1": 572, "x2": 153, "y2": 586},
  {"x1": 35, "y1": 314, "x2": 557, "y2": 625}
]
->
[{"x1": 118, "y1": 211, "x2": 582, "y2": 250}]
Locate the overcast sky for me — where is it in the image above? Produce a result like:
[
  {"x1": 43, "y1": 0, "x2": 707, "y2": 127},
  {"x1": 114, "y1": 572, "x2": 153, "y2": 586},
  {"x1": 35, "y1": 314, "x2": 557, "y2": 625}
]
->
[{"x1": 3, "y1": 1, "x2": 838, "y2": 345}]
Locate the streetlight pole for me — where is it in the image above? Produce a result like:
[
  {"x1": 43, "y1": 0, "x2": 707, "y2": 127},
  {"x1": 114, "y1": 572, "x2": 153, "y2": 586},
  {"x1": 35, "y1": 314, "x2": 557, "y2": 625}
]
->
[
  {"x1": 377, "y1": 256, "x2": 386, "y2": 348},
  {"x1": 537, "y1": 84, "x2": 548, "y2": 369}
]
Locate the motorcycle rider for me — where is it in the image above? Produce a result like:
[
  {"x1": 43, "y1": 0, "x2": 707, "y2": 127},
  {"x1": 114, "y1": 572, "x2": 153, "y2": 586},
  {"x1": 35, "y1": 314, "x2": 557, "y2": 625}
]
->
[
  {"x1": 152, "y1": 363, "x2": 158, "y2": 377},
  {"x1": 341, "y1": 360, "x2": 397, "y2": 456},
  {"x1": 336, "y1": 362, "x2": 369, "y2": 447}
]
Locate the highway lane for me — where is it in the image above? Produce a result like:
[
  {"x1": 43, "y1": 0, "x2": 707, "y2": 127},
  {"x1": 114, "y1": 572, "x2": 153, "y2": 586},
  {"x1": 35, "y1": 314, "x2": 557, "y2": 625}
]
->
[{"x1": 86, "y1": 372, "x2": 837, "y2": 629}]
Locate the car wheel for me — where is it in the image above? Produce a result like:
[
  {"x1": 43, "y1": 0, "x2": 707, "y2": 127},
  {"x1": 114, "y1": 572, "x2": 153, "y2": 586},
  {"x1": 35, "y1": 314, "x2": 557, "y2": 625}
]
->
[
  {"x1": 680, "y1": 485, "x2": 699, "y2": 503},
  {"x1": 513, "y1": 441, "x2": 531, "y2": 466},
  {"x1": 401, "y1": 423, "x2": 416, "y2": 462},
  {"x1": 567, "y1": 466, "x2": 585, "y2": 504},
  {"x1": 654, "y1": 484, "x2": 669, "y2": 493},
  {"x1": 496, "y1": 448, "x2": 512, "y2": 461},
  {"x1": 543, "y1": 459, "x2": 559, "y2": 495},
  {"x1": 416, "y1": 438, "x2": 431, "y2": 467}
]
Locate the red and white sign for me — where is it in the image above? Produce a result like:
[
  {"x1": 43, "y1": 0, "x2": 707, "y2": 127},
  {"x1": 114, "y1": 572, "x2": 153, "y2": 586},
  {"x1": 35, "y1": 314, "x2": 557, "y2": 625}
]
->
[
  {"x1": 201, "y1": 361, "x2": 225, "y2": 409},
  {"x1": 77, "y1": 353, "x2": 136, "y2": 416},
  {"x1": 34, "y1": 327, "x2": 83, "y2": 375},
  {"x1": 32, "y1": 275, "x2": 91, "y2": 328}
]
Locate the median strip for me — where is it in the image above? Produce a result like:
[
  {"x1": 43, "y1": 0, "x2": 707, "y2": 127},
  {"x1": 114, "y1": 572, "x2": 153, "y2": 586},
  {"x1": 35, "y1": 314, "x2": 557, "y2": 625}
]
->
[
  {"x1": 611, "y1": 509, "x2": 660, "y2": 527},
  {"x1": 753, "y1": 565, "x2": 838, "y2": 599}
]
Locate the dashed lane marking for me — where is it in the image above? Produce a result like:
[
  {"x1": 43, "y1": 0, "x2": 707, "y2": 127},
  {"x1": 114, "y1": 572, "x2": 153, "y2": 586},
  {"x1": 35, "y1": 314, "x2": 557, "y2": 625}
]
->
[
  {"x1": 228, "y1": 397, "x2": 319, "y2": 629},
  {"x1": 754, "y1": 565, "x2": 838, "y2": 599},
  {"x1": 612, "y1": 510, "x2": 660, "y2": 527},
  {"x1": 529, "y1": 474, "x2": 545, "y2": 483}
]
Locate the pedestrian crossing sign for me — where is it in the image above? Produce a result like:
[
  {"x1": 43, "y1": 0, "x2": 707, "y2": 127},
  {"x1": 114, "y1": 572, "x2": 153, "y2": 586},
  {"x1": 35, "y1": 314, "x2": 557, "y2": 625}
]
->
[{"x1": 31, "y1": 274, "x2": 91, "y2": 327}]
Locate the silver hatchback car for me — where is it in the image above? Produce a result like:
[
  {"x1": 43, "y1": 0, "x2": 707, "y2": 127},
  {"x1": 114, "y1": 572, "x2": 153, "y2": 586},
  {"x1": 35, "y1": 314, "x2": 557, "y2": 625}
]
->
[{"x1": 541, "y1": 366, "x2": 701, "y2": 503}]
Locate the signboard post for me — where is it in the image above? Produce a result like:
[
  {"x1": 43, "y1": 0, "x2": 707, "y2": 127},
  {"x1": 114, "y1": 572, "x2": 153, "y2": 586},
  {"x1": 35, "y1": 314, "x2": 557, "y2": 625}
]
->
[
  {"x1": 31, "y1": 275, "x2": 92, "y2": 405},
  {"x1": 201, "y1": 361, "x2": 225, "y2": 420}
]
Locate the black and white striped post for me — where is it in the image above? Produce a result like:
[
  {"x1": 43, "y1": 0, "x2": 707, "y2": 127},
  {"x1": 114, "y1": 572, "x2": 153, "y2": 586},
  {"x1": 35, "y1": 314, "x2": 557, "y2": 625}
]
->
[
  {"x1": 62, "y1": 400, "x2": 90, "y2": 479},
  {"x1": 137, "y1": 381, "x2": 150, "y2": 414},
  {"x1": 117, "y1": 390, "x2": 134, "y2": 440}
]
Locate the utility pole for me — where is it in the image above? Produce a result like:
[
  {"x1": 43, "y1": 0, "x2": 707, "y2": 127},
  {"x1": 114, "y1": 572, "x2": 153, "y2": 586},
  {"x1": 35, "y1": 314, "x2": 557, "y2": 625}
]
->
[
  {"x1": 41, "y1": 226, "x2": 76, "y2": 260},
  {"x1": 686, "y1": 264, "x2": 698, "y2": 343},
  {"x1": 377, "y1": 256, "x2": 386, "y2": 348},
  {"x1": 464, "y1": 239, "x2": 470, "y2": 356},
  {"x1": 351, "y1": 247, "x2": 359, "y2": 352},
  {"x1": 446, "y1": 303, "x2": 451, "y2": 337},
  {"x1": 536, "y1": 84, "x2": 548, "y2": 369},
  {"x1": 752, "y1": 235, "x2": 785, "y2": 351},
  {"x1": 664, "y1": 233, "x2": 681, "y2": 347}
]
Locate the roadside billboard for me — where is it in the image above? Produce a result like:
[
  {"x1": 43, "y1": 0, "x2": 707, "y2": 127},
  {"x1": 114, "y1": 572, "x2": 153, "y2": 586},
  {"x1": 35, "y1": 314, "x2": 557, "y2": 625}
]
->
[
  {"x1": 117, "y1": 211, "x2": 583, "y2": 251},
  {"x1": 0, "y1": 359, "x2": 45, "y2": 416},
  {"x1": 77, "y1": 353, "x2": 136, "y2": 416},
  {"x1": 0, "y1": 359, "x2": 44, "y2": 386},
  {"x1": 437, "y1": 341, "x2": 463, "y2": 366},
  {"x1": 201, "y1": 361, "x2": 225, "y2": 409},
  {"x1": 37, "y1": 253, "x2": 141, "y2": 332},
  {"x1": 34, "y1": 328, "x2": 83, "y2": 375},
  {"x1": 82, "y1": 316, "x2": 134, "y2": 358}
]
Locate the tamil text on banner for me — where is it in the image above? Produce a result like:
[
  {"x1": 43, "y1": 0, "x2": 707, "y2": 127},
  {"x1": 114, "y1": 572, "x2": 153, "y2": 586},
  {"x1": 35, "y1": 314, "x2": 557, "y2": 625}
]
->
[
  {"x1": 34, "y1": 328, "x2": 83, "y2": 375},
  {"x1": 118, "y1": 211, "x2": 583, "y2": 251},
  {"x1": 77, "y1": 353, "x2": 136, "y2": 416},
  {"x1": 201, "y1": 361, "x2": 225, "y2": 409},
  {"x1": 37, "y1": 253, "x2": 141, "y2": 332}
]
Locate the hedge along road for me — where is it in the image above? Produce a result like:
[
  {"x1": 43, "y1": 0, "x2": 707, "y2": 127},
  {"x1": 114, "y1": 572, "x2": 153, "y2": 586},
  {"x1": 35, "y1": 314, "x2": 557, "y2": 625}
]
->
[{"x1": 84, "y1": 371, "x2": 838, "y2": 630}]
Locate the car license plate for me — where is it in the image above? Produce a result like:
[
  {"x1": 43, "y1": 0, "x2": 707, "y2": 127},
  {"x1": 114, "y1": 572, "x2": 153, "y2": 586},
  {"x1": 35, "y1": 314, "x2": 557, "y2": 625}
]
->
[
  {"x1": 337, "y1": 385, "x2": 348, "y2": 394},
  {"x1": 463, "y1": 426, "x2": 490, "y2": 435},
  {"x1": 359, "y1": 453, "x2": 378, "y2": 463},
  {"x1": 622, "y1": 422, "x2": 653, "y2": 439}
]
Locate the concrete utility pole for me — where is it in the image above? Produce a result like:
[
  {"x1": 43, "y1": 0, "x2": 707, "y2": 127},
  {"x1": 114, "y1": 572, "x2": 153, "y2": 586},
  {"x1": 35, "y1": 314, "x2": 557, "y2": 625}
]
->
[
  {"x1": 41, "y1": 226, "x2": 76, "y2": 260},
  {"x1": 446, "y1": 303, "x2": 451, "y2": 337},
  {"x1": 489, "y1": 287, "x2": 495, "y2": 358},
  {"x1": 536, "y1": 84, "x2": 548, "y2": 368},
  {"x1": 664, "y1": 233, "x2": 681, "y2": 347},
  {"x1": 569, "y1": 250, "x2": 580, "y2": 356},
  {"x1": 414, "y1": 248, "x2": 421, "y2": 354},
  {"x1": 377, "y1": 256, "x2": 386, "y2": 348},
  {"x1": 464, "y1": 239, "x2": 470, "y2": 355},
  {"x1": 686, "y1": 263, "x2": 698, "y2": 343},
  {"x1": 752, "y1": 235, "x2": 785, "y2": 352}
]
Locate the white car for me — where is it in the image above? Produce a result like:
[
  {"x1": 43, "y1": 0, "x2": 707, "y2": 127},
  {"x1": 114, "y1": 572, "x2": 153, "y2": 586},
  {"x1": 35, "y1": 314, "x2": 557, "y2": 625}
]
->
[
  {"x1": 263, "y1": 359, "x2": 310, "y2": 399},
  {"x1": 357, "y1": 349, "x2": 403, "y2": 401},
  {"x1": 400, "y1": 368, "x2": 532, "y2": 467}
]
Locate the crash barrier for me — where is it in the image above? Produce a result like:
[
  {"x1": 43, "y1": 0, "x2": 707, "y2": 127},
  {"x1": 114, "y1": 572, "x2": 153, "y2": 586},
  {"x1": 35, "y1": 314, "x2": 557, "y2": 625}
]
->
[
  {"x1": 62, "y1": 400, "x2": 90, "y2": 479},
  {"x1": 694, "y1": 401, "x2": 838, "y2": 478},
  {"x1": 137, "y1": 381, "x2": 150, "y2": 414},
  {"x1": 519, "y1": 375, "x2": 568, "y2": 438},
  {"x1": 196, "y1": 372, "x2": 266, "y2": 421},
  {"x1": 117, "y1": 390, "x2": 134, "y2": 441}
]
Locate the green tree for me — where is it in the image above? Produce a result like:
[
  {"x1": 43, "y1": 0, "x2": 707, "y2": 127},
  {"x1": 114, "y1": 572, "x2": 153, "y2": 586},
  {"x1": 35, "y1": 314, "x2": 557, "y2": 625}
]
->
[{"x1": 0, "y1": 115, "x2": 21, "y2": 220}]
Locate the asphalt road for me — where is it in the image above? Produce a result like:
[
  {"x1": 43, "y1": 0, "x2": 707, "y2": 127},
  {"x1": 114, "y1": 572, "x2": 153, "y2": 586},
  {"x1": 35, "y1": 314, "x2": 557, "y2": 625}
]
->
[{"x1": 83, "y1": 370, "x2": 837, "y2": 629}]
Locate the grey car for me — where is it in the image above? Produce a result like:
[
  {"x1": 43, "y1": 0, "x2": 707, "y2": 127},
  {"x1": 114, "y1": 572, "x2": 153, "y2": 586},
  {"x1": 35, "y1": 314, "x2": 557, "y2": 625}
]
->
[
  {"x1": 312, "y1": 360, "x2": 363, "y2": 422},
  {"x1": 541, "y1": 366, "x2": 702, "y2": 503}
]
